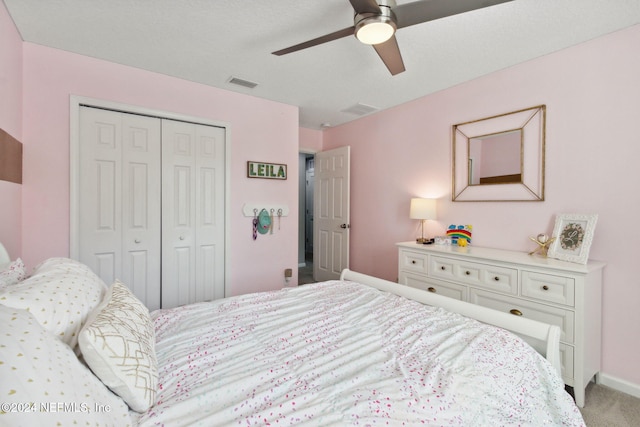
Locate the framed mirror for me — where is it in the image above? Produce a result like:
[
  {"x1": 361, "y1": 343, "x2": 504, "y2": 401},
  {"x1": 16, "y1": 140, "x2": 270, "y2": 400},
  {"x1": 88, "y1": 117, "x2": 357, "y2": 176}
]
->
[{"x1": 452, "y1": 105, "x2": 546, "y2": 201}]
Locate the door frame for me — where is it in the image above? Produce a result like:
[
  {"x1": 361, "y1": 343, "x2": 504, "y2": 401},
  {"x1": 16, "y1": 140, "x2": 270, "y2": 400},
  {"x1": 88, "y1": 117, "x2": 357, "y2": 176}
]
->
[
  {"x1": 298, "y1": 149, "x2": 317, "y2": 282},
  {"x1": 69, "y1": 95, "x2": 232, "y2": 296}
]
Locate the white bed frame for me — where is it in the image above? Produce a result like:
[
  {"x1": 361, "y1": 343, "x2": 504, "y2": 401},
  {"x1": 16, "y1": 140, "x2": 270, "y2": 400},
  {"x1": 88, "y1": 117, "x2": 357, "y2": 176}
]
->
[{"x1": 340, "y1": 269, "x2": 562, "y2": 375}]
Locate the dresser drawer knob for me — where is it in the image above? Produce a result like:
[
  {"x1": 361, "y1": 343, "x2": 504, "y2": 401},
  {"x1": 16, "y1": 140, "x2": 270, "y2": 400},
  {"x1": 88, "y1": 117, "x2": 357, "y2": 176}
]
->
[
  {"x1": 465, "y1": 270, "x2": 471, "y2": 275},
  {"x1": 494, "y1": 276, "x2": 500, "y2": 281},
  {"x1": 440, "y1": 266, "x2": 446, "y2": 271},
  {"x1": 411, "y1": 260, "x2": 416, "y2": 264},
  {"x1": 427, "y1": 287, "x2": 436, "y2": 293},
  {"x1": 510, "y1": 309, "x2": 523, "y2": 316},
  {"x1": 542, "y1": 285, "x2": 549, "y2": 291}
]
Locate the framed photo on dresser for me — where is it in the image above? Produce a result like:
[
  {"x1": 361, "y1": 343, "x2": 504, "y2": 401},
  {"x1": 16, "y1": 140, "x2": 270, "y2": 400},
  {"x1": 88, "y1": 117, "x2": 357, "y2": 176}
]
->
[{"x1": 548, "y1": 213, "x2": 598, "y2": 264}]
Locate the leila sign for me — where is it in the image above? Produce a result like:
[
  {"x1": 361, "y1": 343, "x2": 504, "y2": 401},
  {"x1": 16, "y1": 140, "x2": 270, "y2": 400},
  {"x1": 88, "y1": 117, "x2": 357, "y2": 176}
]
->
[{"x1": 247, "y1": 161, "x2": 287, "y2": 180}]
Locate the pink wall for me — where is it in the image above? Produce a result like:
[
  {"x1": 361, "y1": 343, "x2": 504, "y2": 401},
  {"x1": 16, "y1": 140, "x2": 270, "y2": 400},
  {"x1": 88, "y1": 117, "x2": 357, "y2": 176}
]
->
[
  {"x1": 20, "y1": 43, "x2": 299, "y2": 294},
  {"x1": 0, "y1": 2, "x2": 23, "y2": 259},
  {"x1": 323, "y1": 25, "x2": 640, "y2": 388},
  {"x1": 299, "y1": 127, "x2": 323, "y2": 152}
]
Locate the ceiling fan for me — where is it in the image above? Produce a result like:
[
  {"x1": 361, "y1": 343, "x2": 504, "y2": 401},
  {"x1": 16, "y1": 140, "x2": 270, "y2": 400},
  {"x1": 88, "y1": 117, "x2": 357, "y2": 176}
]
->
[{"x1": 273, "y1": 0, "x2": 513, "y2": 75}]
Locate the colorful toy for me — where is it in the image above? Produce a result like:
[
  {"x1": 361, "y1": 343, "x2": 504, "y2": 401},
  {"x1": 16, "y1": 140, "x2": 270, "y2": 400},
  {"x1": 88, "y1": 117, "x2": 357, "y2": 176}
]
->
[{"x1": 447, "y1": 225, "x2": 472, "y2": 246}]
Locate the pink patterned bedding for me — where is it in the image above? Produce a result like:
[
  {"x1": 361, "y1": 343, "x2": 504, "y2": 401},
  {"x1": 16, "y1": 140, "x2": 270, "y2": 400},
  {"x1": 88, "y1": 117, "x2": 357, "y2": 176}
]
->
[{"x1": 133, "y1": 280, "x2": 584, "y2": 426}]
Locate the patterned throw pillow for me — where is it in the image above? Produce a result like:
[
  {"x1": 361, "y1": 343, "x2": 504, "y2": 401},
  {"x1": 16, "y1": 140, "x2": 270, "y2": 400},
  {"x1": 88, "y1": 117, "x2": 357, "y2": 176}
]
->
[
  {"x1": 79, "y1": 280, "x2": 158, "y2": 412},
  {"x1": 0, "y1": 258, "x2": 26, "y2": 289},
  {"x1": 0, "y1": 304, "x2": 131, "y2": 426},
  {"x1": 0, "y1": 258, "x2": 106, "y2": 350}
]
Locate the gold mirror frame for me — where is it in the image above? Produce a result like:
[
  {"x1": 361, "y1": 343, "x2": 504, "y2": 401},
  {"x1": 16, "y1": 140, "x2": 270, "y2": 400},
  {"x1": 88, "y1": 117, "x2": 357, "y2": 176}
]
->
[{"x1": 452, "y1": 105, "x2": 546, "y2": 202}]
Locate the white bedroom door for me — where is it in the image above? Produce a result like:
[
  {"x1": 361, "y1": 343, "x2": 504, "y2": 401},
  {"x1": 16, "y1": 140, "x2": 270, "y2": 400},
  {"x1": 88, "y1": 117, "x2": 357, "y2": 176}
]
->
[
  {"x1": 161, "y1": 119, "x2": 226, "y2": 308},
  {"x1": 78, "y1": 107, "x2": 162, "y2": 309},
  {"x1": 314, "y1": 146, "x2": 350, "y2": 281}
]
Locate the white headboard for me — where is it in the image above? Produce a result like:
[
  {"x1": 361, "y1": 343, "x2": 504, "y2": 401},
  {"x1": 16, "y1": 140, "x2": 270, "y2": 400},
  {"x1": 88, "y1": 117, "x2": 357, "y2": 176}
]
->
[{"x1": 0, "y1": 242, "x2": 11, "y2": 268}]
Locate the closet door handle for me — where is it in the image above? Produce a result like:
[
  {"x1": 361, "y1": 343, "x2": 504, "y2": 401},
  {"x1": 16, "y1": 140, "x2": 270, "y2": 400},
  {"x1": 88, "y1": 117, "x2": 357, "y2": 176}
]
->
[
  {"x1": 510, "y1": 309, "x2": 523, "y2": 316},
  {"x1": 179, "y1": 236, "x2": 185, "y2": 240},
  {"x1": 134, "y1": 239, "x2": 141, "y2": 244},
  {"x1": 427, "y1": 287, "x2": 436, "y2": 293}
]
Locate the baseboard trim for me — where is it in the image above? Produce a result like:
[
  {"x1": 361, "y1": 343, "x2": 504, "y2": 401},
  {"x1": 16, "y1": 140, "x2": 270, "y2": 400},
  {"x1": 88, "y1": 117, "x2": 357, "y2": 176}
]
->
[{"x1": 598, "y1": 373, "x2": 640, "y2": 399}]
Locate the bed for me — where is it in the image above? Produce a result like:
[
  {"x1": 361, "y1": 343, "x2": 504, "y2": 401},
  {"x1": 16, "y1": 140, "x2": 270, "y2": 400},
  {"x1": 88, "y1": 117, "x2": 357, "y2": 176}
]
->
[{"x1": 0, "y1": 250, "x2": 585, "y2": 426}]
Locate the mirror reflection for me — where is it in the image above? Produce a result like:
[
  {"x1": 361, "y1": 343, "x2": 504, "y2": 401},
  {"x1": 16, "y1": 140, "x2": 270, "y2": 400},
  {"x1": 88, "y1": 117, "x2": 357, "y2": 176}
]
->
[{"x1": 468, "y1": 129, "x2": 522, "y2": 185}]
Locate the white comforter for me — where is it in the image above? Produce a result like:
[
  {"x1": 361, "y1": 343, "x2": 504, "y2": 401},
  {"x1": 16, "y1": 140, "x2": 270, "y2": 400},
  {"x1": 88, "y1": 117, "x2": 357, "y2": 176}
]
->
[{"x1": 134, "y1": 280, "x2": 584, "y2": 426}]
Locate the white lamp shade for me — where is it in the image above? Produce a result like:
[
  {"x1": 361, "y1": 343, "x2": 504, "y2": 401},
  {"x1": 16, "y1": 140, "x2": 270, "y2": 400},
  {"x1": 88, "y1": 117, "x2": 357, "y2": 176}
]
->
[{"x1": 410, "y1": 198, "x2": 437, "y2": 220}]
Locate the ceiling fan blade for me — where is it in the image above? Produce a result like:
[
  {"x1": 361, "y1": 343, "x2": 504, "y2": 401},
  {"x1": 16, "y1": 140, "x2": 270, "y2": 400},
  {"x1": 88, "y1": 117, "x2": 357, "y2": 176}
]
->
[
  {"x1": 272, "y1": 26, "x2": 356, "y2": 56},
  {"x1": 372, "y1": 35, "x2": 405, "y2": 75},
  {"x1": 349, "y1": 0, "x2": 382, "y2": 15},
  {"x1": 394, "y1": 0, "x2": 514, "y2": 29}
]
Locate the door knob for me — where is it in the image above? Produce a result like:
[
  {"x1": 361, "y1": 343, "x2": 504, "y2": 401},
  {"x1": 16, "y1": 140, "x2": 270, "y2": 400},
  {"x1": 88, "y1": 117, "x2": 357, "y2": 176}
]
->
[{"x1": 340, "y1": 224, "x2": 350, "y2": 229}]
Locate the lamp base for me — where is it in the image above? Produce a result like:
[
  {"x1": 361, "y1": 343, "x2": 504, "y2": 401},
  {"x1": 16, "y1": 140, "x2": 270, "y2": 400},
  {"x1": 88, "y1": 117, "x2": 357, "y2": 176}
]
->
[{"x1": 416, "y1": 238, "x2": 434, "y2": 245}]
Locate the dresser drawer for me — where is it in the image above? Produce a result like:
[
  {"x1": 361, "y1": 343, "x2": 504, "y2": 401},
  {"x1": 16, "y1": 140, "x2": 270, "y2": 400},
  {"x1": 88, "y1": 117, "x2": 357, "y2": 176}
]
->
[
  {"x1": 400, "y1": 273, "x2": 466, "y2": 301},
  {"x1": 522, "y1": 271, "x2": 575, "y2": 307},
  {"x1": 399, "y1": 250, "x2": 428, "y2": 274},
  {"x1": 430, "y1": 256, "x2": 518, "y2": 295},
  {"x1": 469, "y1": 289, "x2": 575, "y2": 344}
]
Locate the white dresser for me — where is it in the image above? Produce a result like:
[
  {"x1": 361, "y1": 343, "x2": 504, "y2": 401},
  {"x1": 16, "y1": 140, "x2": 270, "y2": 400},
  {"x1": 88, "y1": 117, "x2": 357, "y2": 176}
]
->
[{"x1": 397, "y1": 242, "x2": 605, "y2": 407}]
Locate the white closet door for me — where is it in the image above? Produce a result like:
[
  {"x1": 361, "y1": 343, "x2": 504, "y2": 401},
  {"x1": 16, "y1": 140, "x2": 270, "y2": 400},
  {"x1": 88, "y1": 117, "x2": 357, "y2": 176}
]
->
[
  {"x1": 121, "y1": 114, "x2": 162, "y2": 310},
  {"x1": 78, "y1": 107, "x2": 162, "y2": 310},
  {"x1": 161, "y1": 120, "x2": 225, "y2": 308}
]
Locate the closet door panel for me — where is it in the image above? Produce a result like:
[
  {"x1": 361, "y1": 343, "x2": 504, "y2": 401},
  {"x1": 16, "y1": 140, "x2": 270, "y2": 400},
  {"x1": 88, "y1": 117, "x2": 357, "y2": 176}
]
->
[
  {"x1": 121, "y1": 114, "x2": 161, "y2": 310},
  {"x1": 78, "y1": 107, "x2": 161, "y2": 310},
  {"x1": 163, "y1": 246, "x2": 193, "y2": 308},
  {"x1": 162, "y1": 120, "x2": 225, "y2": 308},
  {"x1": 162, "y1": 120, "x2": 196, "y2": 308},
  {"x1": 195, "y1": 126, "x2": 226, "y2": 302},
  {"x1": 79, "y1": 108, "x2": 123, "y2": 287}
]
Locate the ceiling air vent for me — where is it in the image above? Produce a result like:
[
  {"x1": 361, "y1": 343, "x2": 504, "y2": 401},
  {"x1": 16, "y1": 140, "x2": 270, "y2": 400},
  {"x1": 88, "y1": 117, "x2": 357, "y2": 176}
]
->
[
  {"x1": 228, "y1": 76, "x2": 258, "y2": 89},
  {"x1": 340, "y1": 103, "x2": 378, "y2": 116}
]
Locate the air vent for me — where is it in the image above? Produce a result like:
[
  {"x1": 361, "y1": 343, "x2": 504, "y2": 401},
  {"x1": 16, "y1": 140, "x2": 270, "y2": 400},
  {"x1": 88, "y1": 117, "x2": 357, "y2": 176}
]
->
[
  {"x1": 340, "y1": 103, "x2": 378, "y2": 116},
  {"x1": 228, "y1": 76, "x2": 258, "y2": 89}
]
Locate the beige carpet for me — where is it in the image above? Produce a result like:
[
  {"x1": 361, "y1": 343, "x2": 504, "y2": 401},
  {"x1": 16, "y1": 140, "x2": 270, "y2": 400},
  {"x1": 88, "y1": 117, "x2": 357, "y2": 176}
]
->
[{"x1": 580, "y1": 383, "x2": 640, "y2": 426}]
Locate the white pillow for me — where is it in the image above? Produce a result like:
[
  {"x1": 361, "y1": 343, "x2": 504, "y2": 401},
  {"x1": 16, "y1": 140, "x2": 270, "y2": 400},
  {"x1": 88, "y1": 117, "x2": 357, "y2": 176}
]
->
[
  {"x1": 79, "y1": 280, "x2": 158, "y2": 412},
  {"x1": 0, "y1": 257, "x2": 106, "y2": 350},
  {"x1": 0, "y1": 257, "x2": 26, "y2": 289},
  {"x1": 0, "y1": 304, "x2": 132, "y2": 426}
]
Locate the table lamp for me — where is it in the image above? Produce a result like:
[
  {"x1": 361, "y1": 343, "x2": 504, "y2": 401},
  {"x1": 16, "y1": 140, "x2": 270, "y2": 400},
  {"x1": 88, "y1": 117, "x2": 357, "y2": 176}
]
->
[{"x1": 410, "y1": 198, "x2": 437, "y2": 244}]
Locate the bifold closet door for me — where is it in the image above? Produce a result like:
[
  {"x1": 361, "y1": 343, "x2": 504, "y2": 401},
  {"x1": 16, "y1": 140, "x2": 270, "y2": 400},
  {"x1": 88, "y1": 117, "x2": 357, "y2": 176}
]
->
[
  {"x1": 161, "y1": 119, "x2": 226, "y2": 309},
  {"x1": 78, "y1": 107, "x2": 162, "y2": 310}
]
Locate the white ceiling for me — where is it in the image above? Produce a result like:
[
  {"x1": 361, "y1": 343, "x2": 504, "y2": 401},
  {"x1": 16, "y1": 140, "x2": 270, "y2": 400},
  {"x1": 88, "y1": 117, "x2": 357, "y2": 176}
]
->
[{"x1": 4, "y1": 0, "x2": 639, "y2": 129}]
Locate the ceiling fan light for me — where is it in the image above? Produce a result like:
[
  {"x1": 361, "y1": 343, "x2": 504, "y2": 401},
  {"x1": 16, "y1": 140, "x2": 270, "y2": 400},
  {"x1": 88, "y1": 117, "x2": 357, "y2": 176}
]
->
[{"x1": 356, "y1": 21, "x2": 395, "y2": 45}]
